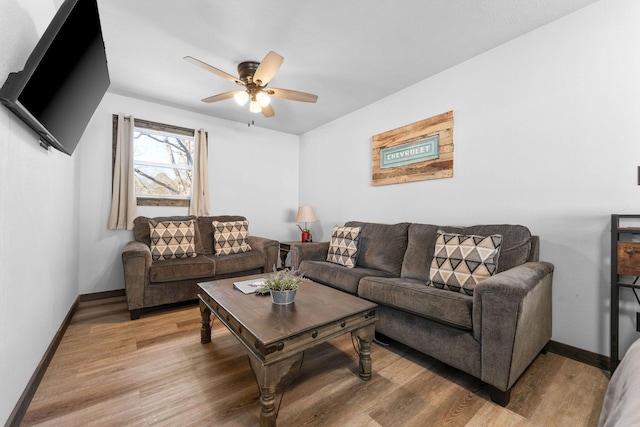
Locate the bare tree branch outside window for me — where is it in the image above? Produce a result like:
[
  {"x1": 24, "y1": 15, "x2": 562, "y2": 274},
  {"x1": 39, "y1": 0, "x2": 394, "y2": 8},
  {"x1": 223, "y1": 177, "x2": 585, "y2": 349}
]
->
[{"x1": 132, "y1": 127, "x2": 195, "y2": 199}]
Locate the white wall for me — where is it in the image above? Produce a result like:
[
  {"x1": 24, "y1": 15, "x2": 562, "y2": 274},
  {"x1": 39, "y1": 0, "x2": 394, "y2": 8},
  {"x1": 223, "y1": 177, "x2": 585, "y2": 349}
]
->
[
  {"x1": 3, "y1": 0, "x2": 637, "y2": 422},
  {"x1": 1, "y1": 2, "x2": 300, "y2": 422},
  {"x1": 76, "y1": 93, "x2": 300, "y2": 294},
  {"x1": 0, "y1": 0, "x2": 80, "y2": 422},
  {"x1": 299, "y1": 0, "x2": 640, "y2": 357}
]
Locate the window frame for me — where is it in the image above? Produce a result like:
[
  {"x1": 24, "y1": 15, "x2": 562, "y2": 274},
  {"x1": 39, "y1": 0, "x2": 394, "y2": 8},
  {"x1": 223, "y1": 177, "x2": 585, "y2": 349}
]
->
[{"x1": 111, "y1": 115, "x2": 195, "y2": 207}]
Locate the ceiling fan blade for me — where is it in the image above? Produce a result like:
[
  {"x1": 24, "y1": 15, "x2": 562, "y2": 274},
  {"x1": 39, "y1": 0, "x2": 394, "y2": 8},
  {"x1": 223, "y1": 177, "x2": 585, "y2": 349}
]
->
[
  {"x1": 267, "y1": 88, "x2": 318, "y2": 103},
  {"x1": 253, "y1": 51, "x2": 284, "y2": 86},
  {"x1": 184, "y1": 56, "x2": 244, "y2": 86},
  {"x1": 201, "y1": 90, "x2": 239, "y2": 103},
  {"x1": 261, "y1": 104, "x2": 275, "y2": 118}
]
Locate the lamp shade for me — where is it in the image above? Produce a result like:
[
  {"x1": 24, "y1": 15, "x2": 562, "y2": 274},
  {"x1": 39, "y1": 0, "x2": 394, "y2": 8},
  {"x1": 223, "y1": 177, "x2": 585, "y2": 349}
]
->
[
  {"x1": 249, "y1": 100, "x2": 262, "y2": 113},
  {"x1": 296, "y1": 206, "x2": 317, "y2": 224},
  {"x1": 256, "y1": 91, "x2": 271, "y2": 107},
  {"x1": 234, "y1": 91, "x2": 249, "y2": 106}
]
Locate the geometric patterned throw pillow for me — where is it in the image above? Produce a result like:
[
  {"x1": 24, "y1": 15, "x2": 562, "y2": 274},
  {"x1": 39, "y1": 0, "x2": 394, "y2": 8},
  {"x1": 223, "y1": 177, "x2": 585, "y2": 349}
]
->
[
  {"x1": 326, "y1": 226, "x2": 361, "y2": 268},
  {"x1": 149, "y1": 220, "x2": 197, "y2": 261},
  {"x1": 212, "y1": 220, "x2": 252, "y2": 256},
  {"x1": 429, "y1": 230, "x2": 502, "y2": 296}
]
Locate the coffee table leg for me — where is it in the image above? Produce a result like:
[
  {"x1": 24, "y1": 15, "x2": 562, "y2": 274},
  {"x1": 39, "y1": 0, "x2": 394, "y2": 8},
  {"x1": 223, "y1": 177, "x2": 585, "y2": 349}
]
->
[
  {"x1": 199, "y1": 299, "x2": 212, "y2": 344},
  {"x1": 248, "y1": 353, "x2": 303, "y2": 427},
  {"x1": 352, "y1": 323, "x2": 375, "y2": 381}
]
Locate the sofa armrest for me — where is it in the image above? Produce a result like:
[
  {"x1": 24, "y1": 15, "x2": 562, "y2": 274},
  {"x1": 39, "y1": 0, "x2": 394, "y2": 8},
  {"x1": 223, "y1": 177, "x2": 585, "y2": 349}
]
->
[
  {"x1": 248, "y1": 236, "x2": 280, "y2": 273},
  {"x1": 290, "y1": 241, "x2": 330, "y2": 270},
  {"x1": 473, "y1": 261, "x2": 554, "y2": 392},
  {"x1": 122, "y1": 241, "x2": 152, "y2": 313}
]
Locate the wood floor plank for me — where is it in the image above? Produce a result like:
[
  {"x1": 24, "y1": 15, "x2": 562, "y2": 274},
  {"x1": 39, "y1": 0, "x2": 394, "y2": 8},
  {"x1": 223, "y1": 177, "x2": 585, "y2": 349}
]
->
[
  {"x1": 20, "y1": 296, "x2": 608, "y2": 426},
  {"x1": 464, "y1": 402, "x2": 534, "y2": 427},
  {"x1": 528, "y1": 355, "x2": 608, "y2": 427}
]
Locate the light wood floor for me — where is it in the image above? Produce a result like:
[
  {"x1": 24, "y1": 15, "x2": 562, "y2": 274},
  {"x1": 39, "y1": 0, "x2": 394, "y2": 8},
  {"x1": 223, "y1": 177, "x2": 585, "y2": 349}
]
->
[{"x1": 20, "y1": 296, "x2": 609, "y2": 426}]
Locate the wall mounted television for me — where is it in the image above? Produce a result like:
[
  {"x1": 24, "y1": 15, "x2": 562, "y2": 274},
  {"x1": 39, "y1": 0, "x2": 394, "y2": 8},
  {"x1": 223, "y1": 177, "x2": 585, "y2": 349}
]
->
[{"x1": 0, "y1": 0, "x2": 110, "y2": 156}]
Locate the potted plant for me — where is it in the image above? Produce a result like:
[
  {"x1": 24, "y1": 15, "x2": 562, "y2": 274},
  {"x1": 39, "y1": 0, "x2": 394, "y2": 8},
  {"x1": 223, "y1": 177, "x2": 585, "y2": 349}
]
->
[{"x1": 257, "y1": 268, "x2": 307, "y2": 305}]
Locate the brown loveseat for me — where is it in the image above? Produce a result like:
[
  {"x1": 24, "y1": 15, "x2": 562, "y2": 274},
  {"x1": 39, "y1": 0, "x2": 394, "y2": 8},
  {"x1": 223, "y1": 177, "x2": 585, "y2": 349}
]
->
[
  {"x1": 291, "y1": 221, "x2": 554, "y2": 406},
  {"x1": 122, "y1": 215, "x2": 279, "y2": 319}
]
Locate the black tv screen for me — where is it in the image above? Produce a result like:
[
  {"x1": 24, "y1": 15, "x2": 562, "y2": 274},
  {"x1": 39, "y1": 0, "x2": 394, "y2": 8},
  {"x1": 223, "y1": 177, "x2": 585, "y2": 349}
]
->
[{"x1": 0, "y1": 0, "x2": 110, "y2": 156}]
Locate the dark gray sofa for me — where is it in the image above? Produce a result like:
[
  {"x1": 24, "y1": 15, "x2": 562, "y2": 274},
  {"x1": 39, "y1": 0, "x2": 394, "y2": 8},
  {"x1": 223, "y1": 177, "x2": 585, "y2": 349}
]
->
[
  {"x1": 122, "y1": 215, "x2": 279, "y2": 319},
  {"x1": 291, "y1": 221, "x2": 554, "y2": 406}
]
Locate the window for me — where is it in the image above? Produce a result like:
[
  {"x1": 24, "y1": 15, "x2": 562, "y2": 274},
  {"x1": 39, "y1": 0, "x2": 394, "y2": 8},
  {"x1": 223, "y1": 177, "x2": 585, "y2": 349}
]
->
[
  {"x1": 112, "y1": 116, "x2": 195, "y2": 207},
  {"x1": 133, "y1": 124, "x2": 195, "y2": 205}
]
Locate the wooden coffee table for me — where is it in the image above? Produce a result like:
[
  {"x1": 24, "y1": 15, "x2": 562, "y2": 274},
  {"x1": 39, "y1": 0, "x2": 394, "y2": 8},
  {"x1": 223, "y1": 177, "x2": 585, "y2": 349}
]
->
[{"x1": 198, "y1": 274, "x2": 377, "y2": 427}]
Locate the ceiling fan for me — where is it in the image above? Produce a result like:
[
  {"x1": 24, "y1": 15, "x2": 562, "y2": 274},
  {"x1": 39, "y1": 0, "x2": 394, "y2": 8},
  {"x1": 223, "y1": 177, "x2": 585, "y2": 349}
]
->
[{"x1": 184, "y1": 51, "x2": 318, "y2": 118}]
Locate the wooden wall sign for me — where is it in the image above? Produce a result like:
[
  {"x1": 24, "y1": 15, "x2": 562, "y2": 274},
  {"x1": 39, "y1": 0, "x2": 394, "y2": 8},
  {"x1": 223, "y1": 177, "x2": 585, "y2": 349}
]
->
[{"x1": 371, "y1": 111, "x2": 453, "y2": 186}]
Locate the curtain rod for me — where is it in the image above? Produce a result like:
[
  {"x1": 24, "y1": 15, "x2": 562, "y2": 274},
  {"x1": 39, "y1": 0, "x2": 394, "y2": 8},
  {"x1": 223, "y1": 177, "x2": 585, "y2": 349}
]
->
[{"x1": 117, "y1": 114, "x2": 206, "y2": 137}]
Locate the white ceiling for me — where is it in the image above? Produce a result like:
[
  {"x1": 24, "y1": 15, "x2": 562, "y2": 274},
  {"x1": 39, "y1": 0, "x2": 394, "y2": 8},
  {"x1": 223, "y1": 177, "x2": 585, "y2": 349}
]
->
[{"x1": 97, "y1": 0, "x2": 600, "y2": 135}]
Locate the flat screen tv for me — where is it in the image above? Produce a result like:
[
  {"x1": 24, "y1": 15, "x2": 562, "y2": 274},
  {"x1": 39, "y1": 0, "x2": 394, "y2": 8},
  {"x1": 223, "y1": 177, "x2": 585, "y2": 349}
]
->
[{"x1": 0, "y1": 0, "x2": 110, "y2": 156}]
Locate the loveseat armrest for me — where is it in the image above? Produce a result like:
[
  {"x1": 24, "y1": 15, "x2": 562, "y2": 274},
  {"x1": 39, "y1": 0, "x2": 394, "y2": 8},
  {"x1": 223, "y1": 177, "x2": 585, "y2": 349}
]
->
[
  {"x1": 247, "y1": 236, "x2": 280, "y2": 273},
  {"x1": 290, "y1": 241, "x2": 330, "y2": 270},
  {"x1": 122, "y1": 241, "x2": 153, "y2": 263},
  {"x1": 473, "y1": 261, "x2": 554, "y2": 394},
  {"x1": 122, "y1": 241, "x2": 152, "y2": 317}
]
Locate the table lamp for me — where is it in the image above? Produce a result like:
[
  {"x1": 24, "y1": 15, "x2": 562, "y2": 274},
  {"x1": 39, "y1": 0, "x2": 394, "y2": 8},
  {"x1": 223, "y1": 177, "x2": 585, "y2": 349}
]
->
[{"x1": 296, "y1": 206, "x2": 317, "y2": 242}]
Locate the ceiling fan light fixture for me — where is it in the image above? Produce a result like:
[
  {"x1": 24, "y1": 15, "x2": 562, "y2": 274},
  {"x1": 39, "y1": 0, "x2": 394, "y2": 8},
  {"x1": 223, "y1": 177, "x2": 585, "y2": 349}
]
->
[
  {"x1": 234, "y1": 91, "x2": 249, "y2": 106},
  {"x1": 256, "y1": 91, "x2": 271, "y2": 107},
  {"x1": 249, "y1": 100, "x2": 262, "y2": 113},
  {"x1": 185, "y1": 51, "x2": 318, "y2": 119}
]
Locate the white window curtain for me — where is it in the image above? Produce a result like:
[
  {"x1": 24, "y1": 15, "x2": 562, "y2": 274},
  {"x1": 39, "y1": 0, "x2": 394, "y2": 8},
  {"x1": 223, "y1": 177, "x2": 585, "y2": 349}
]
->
[
  {"x1": 189, "y1": 129, "x2": 211, "y2": 216},
  {"x1": 108, "y1": 113, "x2": 137, "y2": 230}
]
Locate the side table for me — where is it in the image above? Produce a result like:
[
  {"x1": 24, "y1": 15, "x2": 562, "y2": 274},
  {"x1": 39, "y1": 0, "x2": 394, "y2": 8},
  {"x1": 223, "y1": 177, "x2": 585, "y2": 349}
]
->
[{"x1": 279, "y1": 241, "x2": 300, "y2": 270}]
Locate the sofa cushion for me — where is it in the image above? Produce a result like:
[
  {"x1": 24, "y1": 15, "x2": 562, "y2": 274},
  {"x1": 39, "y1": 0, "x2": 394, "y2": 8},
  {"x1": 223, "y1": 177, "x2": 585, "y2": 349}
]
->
[
  {"x1": 212, "y1": 220, "x2": 252, "y2": 256},
  {"x1": 429, "y1": 231, "x2": 502, "y2": 296},
  {"x1": 149, "y1": 220, "x2": 197, "y2": 261},
  {"x1": 207, "y1": 251, "x2": 264, "y2": 275},
  {"x1": 197, "y1": 215, "x2": 248, "y2": 255},
  {"x1": 401, "y1": 224, "x2": 464, "y2": 280},
  {"x1": 462, "y1": 225, "x2": 531, "y2": 272},
  {"x1": 401, "y1": 224, "x2": 533, "y2": 281},
  {"x1": 149, "y1": 255, "x2": 215, "y2": 283},
  {"x1": 326, "y1": 226, "x2": 361, "y2": 268},
  {"x1": 344, "y1": 221, "x2": 410, "y2": 275},
  {"x1": 300, "y1": 260, "x2": 395, "y2": 294},
  {"x1": 358, "y1": 276, "x2": 473, "y2": 330},
  {"x1": 134, "y1": 215, "x2": 198, "y2": 247}
]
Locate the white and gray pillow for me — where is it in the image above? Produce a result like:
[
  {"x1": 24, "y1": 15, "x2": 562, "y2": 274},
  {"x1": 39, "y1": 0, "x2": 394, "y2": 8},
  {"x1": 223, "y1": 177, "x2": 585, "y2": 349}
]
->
[
  {"x1": 149, "y1": 220, "x2": 197, "y2": 261},
  {"x1": 429, "y1": 230, "x2": 502, "y2": 296},
  {"x1": 326, "y1": 226, "x2": 361, "y2": 268}
]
